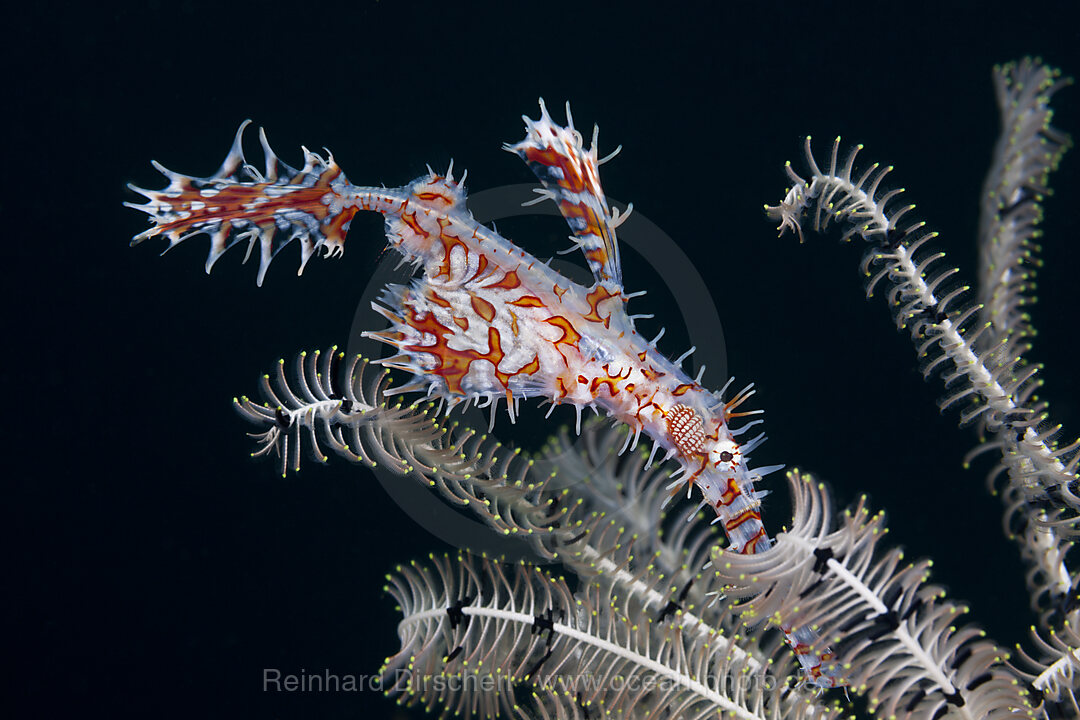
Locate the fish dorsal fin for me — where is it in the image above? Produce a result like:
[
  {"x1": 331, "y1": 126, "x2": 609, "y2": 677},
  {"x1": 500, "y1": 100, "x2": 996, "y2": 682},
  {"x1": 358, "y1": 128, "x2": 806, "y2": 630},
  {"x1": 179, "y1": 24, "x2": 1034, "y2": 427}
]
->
[{"x1": 505, "y1": 99, "x2": 625, "y2": 290}]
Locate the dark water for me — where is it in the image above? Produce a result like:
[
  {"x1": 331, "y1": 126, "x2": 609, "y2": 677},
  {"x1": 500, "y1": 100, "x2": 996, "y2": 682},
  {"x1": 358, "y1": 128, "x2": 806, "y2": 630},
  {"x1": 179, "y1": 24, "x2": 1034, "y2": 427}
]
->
[{"x1": 9, "y1": 2, "x2": 1080, "y2": 717}]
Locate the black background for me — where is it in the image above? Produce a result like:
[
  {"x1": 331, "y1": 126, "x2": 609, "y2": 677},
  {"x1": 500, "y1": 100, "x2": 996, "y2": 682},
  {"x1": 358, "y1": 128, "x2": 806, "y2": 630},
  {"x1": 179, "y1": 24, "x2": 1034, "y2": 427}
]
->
[{"x1": 8, "y1": 1, "x2": 1080, "y2": 718}]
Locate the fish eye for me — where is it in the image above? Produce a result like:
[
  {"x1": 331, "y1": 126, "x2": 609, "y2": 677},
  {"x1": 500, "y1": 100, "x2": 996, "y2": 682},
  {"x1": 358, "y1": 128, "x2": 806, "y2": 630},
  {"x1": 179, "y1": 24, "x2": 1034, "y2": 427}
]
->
[{"x1": 710, "y1": 439, "x2": 740, "y2": 467}]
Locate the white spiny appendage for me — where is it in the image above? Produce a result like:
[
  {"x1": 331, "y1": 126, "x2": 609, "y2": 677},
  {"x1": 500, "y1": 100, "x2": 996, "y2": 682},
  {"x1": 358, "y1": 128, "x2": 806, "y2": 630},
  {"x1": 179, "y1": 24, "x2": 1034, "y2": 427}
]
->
[
  {"x1": 967, "y1": 61, "x2": 1079, "y2": 627},
  {"x1": 766, "y1": 134, "x2": 1079, "y2": 516},
  {"x1": 234, "y1": 349, "x2": 463, "y2": 478},
  {"x1": 237, "y1": 349, "x2": 359, "y2": 474},
  {"x1": 977, "y1": 59, "x2": 1071, "y2": 349},
  {"x1": 532, "y1": 423, "x2": 741, "y2": 637},
  {"x1": 714, "y1": 471, "x2": 1029, "y2": 717},
  {"x1": 616, "y1": 420, "x2": 645, "y2": 456},
  {"x1": 674, "y1": 345, "x2": 696, "y2": 367},
  {"x1": 766, "y1": 136, "x2": 912, "y2": 244},
  {"x1": 645, "y1": 440, "x2": 662, "y2": 470},
  {"x1": 597, "y1": 140, "x2": 623, "y2": 166},
  {"x1": 730, "y1": 419, "x2": 764, "y2": 436},
  {"x1": 1012, "y1": 614, "x2": 1080, "y2": 706},
  {"x1": 740, "y1": 432, "x2": 767, "y2": 454},
  {"x1": 609, "y1": 202, "x2": 633, "y2": 227},
  {"x1": 384, "y1": 554, "x2": 791, "y2": 720},
  {"x1": 715, "y1": 376, "x2": 736, "y2": 403},
  {"x1": 555, "y1": 237, "x2": 584, "y2": 255},
  {"x1": 751, "y1": 464, "x2": 784, "y2": 479},
  {"x1": 694, "y1": 364, "x2": 707, "y2": 383},
  {"x1": 687, "y1": 499, "x2": 710, "y2": 523},
  {"x1": 366, "y1": 422, "x2": 788, "y2": 714},
  {"x1": 520, "y1": 187, "x2": 558, "y2": 207}
]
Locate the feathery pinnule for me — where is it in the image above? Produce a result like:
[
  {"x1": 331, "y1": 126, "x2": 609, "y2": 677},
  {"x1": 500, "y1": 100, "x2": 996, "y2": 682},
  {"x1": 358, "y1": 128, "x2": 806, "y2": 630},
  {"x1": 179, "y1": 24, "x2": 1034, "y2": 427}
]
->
[{"x1": 127, "y1": 58, "x2": 1078, "y2": 719}]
